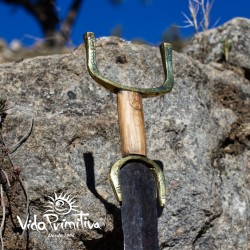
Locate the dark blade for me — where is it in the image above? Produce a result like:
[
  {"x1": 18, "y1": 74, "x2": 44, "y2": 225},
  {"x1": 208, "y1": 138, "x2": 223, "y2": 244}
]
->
[{"x1": 119, "y1": 162, "x2": 159, "y2": 250}]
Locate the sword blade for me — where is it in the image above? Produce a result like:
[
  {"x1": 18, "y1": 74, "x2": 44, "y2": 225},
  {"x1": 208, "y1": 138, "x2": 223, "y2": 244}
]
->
[{"x1": 119, "y1": 162, "x2": 159, "y2": 250}]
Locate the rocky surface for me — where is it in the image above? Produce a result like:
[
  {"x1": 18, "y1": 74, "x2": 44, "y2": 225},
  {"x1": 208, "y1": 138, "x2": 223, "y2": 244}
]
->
[
  {"x1": 0, "y1": 38, "x2": 71, "y2": 64},
  {"x1": 184, "y1": 18, "x2": 250, "y2": 77},
  {"x1": 0, "y1": 18, "x2": 249, "y2": 249}
]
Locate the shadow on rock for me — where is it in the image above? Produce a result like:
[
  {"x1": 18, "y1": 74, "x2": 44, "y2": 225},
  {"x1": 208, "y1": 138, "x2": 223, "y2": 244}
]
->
[{"x1": 82, "y1": 152, "x2": 123, "y2": 250}]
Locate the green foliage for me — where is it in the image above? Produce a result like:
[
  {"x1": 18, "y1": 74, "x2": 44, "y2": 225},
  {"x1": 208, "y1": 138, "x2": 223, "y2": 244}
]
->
[
  {"x1": 162, "y1": 25, "x2": 184, "y2": 52},
  {"x1": 111, "y1": 25, "x2": 123, "y2": 38},
  {"x1": 221, "y1": 38, "x2": 232, "y2": 62}
]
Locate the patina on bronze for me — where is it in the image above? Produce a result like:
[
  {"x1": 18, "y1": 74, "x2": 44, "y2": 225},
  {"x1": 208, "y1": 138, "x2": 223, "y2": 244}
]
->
[
  {"x1": 84, "y1": 32, "x2": 174, "y2": 249},
  {"x1": 84, "y1": 32, "x2": 174, "y2": 98}
]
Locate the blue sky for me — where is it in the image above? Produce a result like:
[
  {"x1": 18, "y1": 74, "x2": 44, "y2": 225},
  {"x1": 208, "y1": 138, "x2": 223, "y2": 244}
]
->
[{"x1": 0, "y1": 0, "x2": 249, "y2": 47}]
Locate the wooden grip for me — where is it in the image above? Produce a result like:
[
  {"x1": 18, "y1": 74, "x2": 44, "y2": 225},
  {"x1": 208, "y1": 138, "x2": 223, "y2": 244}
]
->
[{"x1": 117, "y1": 91, "x2": 147, "y2": 157}]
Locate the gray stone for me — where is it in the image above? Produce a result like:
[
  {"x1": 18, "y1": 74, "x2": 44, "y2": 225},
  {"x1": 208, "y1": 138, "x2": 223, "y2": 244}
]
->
[
  {"x1": 0, "y1": 18, "x2": 249, "y2": 249},
  {"x1": 184, "y1": 18, "x2": 250, "y2": 72}
]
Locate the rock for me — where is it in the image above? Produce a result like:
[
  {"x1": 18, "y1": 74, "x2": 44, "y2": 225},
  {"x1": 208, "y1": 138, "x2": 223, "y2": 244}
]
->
[
  {"x1": 0, "y1": 18, "x2": 249, "y2": 249},
  {"x1": 0, "y1": 39, "x2": 71, "y2": 64},
  {"x1": 184, "y1": 18, "x2": 250, "y2": 73},
  {"x1": 0, "y1": 39, "x2": 7, "y2": 52},
  {"x1": 10, "y1": 39, "x2": 23, "y2": 52},
  {"x1": 0, "y1": 39, "x2": 8, "y2": 64}
]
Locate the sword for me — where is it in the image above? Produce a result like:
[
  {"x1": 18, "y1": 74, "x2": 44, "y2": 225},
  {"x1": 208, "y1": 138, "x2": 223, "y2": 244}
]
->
[{"x1": 84, "y1": 32, "x2": 174, "y2": 249}]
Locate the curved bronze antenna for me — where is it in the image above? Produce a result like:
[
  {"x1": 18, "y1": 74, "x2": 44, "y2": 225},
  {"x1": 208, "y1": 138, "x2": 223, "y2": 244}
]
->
[{"x1": 84, "y1": 32, "x2": 174, "y2": 98}]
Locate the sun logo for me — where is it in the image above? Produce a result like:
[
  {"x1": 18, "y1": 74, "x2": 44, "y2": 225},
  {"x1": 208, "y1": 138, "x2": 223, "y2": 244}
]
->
[{"x1": 45, "y1": 193, "x2": 79, "y2": 215}]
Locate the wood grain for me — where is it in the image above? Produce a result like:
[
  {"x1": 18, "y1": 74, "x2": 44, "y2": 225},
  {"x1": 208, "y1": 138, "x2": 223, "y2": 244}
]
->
[{"x1": 117, "y1": 91, "x2": 147, "y2": 157}]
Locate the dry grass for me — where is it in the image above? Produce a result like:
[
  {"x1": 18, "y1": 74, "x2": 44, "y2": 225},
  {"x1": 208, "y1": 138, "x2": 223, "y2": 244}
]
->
[
  {"x1": 0, "y1": 99, "x2": 33, "y2": 250},
  {"x1": 181, "y1": 0, "x2": 218, "y2": 33}
]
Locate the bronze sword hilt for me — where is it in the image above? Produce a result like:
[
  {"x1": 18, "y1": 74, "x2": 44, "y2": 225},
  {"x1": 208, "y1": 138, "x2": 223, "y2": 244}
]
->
[{"x1": 84, "y1": 32, "x2": 174, "y2": 207}]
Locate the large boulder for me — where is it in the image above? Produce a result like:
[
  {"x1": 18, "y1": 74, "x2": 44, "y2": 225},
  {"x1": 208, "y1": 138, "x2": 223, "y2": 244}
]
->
[
  {"x1": 184, "y1": 18, "x2": 250, "y2": 73},
  {"x1": 0, "y1": 18, "x2": 249, "y2": 249}
]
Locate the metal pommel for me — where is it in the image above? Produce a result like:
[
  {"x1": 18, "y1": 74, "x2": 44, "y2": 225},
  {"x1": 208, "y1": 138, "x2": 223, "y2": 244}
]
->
[{"x1": 84, "y1": 32, "x2": 174, "y2": 98}]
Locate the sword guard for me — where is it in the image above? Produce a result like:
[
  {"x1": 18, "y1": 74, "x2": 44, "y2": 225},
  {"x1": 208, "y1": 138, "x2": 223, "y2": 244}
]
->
[{"x1": 109, "y1": 155, "x2": 166, "y2": 207}]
